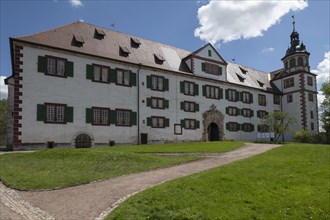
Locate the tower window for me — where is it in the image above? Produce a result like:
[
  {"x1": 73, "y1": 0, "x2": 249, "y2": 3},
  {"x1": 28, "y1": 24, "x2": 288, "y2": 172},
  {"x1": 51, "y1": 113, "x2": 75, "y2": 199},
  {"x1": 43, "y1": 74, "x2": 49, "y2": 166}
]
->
[
  {"x1": 289, "y1": 59, "x2": 296, "y2": 68},
  {"x1": 307, "y1": 76, "x2": 313, "y2": 86},
  {"x1": 284, "y1": 77, "x2": 294, "y2": 88},
  {"x1": 298, "y1": 57, "x2": 303, "y2": 66},
  {"x1": 287, "y1": 94, "x2": 293, "y2": 103}
]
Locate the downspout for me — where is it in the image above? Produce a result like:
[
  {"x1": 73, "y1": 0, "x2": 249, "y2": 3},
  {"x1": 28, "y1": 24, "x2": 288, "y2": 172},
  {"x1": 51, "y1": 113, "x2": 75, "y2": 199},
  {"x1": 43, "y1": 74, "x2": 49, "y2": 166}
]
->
[
  {"x1": 280, "y1": 79, "x2": 285, "y2": 142},
  {"x1": 137, "y1": 63, "x2": 142, "y2": 145}
]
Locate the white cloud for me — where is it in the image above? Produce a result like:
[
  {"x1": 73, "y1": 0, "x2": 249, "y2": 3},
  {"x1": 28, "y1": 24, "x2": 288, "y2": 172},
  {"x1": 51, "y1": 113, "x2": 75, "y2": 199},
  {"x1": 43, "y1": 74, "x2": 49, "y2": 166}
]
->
[
  {"x1": 69, "y1": 0, "x2": 83, "y2": 8},
  {"x1": 261, "y1": 47, "x2": 275, "y2": 53},
  {"x1": 0, "y1": 76, "x2": 8, "y2": 100},
  {"x1": 194, "y1": 0, "x2": 308, "y2": 45},
  {"x1": 312, "y1": 51, "x2": 330, "y2": 90}
]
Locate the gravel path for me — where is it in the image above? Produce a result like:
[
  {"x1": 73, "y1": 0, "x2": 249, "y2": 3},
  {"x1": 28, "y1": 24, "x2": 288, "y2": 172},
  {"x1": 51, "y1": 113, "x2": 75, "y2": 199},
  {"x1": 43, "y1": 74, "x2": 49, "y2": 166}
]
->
[{"x1": 1, "y1": 143, "x2": 280, "y2": 220}]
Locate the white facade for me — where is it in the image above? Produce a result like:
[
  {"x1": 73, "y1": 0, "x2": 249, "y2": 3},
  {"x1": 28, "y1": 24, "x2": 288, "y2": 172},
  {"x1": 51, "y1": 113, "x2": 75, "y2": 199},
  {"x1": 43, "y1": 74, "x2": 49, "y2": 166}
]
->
[{"x1": 6, "y1": 21, "x2": 318, "y2": 149}]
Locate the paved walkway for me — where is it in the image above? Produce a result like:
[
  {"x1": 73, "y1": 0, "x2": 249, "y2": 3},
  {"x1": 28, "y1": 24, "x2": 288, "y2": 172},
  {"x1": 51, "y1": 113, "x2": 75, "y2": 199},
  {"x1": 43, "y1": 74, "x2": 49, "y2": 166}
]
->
[{"x1": 0, "y1": 143, "x2": 280, "y2": 220}]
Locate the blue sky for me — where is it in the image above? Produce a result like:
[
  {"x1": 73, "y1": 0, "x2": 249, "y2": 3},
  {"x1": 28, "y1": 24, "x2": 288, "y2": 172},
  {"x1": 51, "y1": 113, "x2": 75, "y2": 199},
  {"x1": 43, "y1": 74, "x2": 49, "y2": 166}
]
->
[{"x1": 1, "y1": 0, "x2": 329, "y2": 100}]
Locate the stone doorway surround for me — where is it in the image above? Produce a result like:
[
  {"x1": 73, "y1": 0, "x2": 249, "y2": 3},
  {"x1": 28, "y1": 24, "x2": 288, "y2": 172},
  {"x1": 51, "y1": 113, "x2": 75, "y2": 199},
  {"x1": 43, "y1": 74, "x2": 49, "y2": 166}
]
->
[{"x1": 202, "y1": 104, "x2": 224, "y2": 141}]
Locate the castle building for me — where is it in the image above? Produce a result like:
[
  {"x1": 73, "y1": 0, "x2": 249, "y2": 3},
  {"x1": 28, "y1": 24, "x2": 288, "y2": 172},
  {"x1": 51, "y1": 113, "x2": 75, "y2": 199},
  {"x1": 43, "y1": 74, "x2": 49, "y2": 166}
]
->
[{"x1": 5, "y1": 21, "x2": 318, "y2": 150}]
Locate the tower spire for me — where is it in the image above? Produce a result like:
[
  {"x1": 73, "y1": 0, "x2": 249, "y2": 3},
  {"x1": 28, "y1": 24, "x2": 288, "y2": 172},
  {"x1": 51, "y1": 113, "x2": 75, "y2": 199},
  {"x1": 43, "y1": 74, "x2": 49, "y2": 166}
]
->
[{"x1": 292, "y1": 15, "x2": 296, "y2": 31}]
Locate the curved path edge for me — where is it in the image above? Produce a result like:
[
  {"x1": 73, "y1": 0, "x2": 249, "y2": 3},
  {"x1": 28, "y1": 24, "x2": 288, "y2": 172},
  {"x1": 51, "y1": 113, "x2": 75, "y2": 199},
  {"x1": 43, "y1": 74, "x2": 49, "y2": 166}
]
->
[{"x1": 1, "y1": 143, "x2": 280, "y2": 220}]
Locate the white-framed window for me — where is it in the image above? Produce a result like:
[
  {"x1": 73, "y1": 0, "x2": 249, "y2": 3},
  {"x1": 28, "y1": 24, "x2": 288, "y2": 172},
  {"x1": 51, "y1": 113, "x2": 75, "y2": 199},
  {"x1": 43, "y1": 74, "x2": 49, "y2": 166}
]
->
[{"x1": 117, "y1": 69, "x2": 130, "y2": 86}]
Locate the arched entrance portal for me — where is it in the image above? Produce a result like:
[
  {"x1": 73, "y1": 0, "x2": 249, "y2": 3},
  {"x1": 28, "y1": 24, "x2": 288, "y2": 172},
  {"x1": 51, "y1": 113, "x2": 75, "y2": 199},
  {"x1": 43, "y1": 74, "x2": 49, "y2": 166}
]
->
[
  {"x1": 75, "y1": 133, "x2": 92, "y2": 148},
  {"x1": 202, "y1": 104, "x2": 224, "y2": 141},
  {"x1": 208, "y1": 123, "x2": 219, "y2": 141}
]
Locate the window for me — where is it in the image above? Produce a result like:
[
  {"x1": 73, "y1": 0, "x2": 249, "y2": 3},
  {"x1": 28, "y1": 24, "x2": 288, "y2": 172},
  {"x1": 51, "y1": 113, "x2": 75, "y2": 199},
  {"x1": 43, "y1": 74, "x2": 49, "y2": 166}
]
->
[
  {"x1": 46, "y1": 57, "x2": 66, "y2": 77},
  {"x1": 151, "y1": 75, "x2": 164, "y2": 91},
  {"x1": 242, "y1": 123, "x2": 254, "y2": 132},
  {"x1": 94, "y1": 28, "x2": 105, "y2": 40},
  {"x1": 93, "y1": 65, "x2": 109, "y2": 83},
  {"x1": 227, "y1": 107, "x2": 238, "y2": 116},
  {"x1": 298, "y1": 57, "x2": 303, "y2": 66},
  {"x1": 119, "y1": 46, "x2": 130, "y2": 57},
  {"x1": 184, "y1": 119, "x2": 196, "y2": 130},
  {"x1": 202, "y1": 62, "x2": 222, "y2": 75},
  {"x1": 183, "y1": 101, "x2": 197, "y2": 112},
  {"x1": 131, "y1": 37, "x2": 141, "y2": 48},
  {"x1": 284, "y1": 77, "x2": 294, "y2": 88},
  {"x1": 310, "y1": 111, "x2": 314, "y2": 119},
  {"x1": 242, "y1": 108, "x2": 253, "y2": 118},
  {"x1": 205, "y1": 85, "x2": 220, "y2": 99},
  {"x1": 227, "y1": 122, "x2": 238, "y2": 131},
  {"x1": 273, "y1": 94, "x2": 280, "y2": 105},
  {"x1": 307, "y1": 76, "x2": 313, "y2": 86},
  {"x1": 242, "y1": 92, "x2": 252, "y2": 104},
  {"x1": 208, "y1": 50, "x2": 212, "y2": 57},
  {"x1": 117, "y1": 109, "x2": 131, "y2": 126},
  {"x1": 154, "y1": 54, "x2": 165, "y2": 64},
  {"x1": 227, "y1": 89, "x2": 237, "y2": 102},
  {"x1": 92, "y1": 107, "x2": 110, "y2": 125},
  {"x1": 257, "y1": 110, "x2": 268, "y2": 119},
  {"x1": 149, "y1": 97, "x2": 165, "y2": 109},
  {"x1": 72, "y1": 35, "x2": 84, "y2": 47},
  {"x1": 311, "y1": 122, "x2": 314, "y2": 131},
  {"x1": 183, "y1": 81, "x2": 196, "y2": 96},
  {"x1": 289, "y1": 59, "x2": 296, "y2": 67},
  {"x1": 45, "y1": 103, "x2": 66, "y2": 123},
  {"x1": 151, "y1": 117, "x2": 165, "y2": 128},
  {"x1": 258, "y1": 94, "x2": 266, "y2": 106},
  {"x1": 117, "y1": 69, "x2": 131, "y2": 86},
  {"x1": 308, "y1": 93, "x2": 314, "y2": 101},
  {"x1": 287, "y1": 94, "x2": 293, "y2": 103}
]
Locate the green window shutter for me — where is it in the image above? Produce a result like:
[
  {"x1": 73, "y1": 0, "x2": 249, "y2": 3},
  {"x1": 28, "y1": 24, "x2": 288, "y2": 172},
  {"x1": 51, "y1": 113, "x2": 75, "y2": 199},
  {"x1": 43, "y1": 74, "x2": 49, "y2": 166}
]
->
[
  {"x1": 251, "y1": 124, "x2": 255, "y2": 132},
  {"x1": 225, "y1": 89, "x2": 229, "y2": 99},
  {"x1": 110, "y1": 69, "x2": 117, "y2": 83},
  {"x1": 218, "y1": 66, "x2": 222, "y2": 75},
  {"x1": 110, "y1": 110, "x2": 117, "y2": 124},
  {"x1": 86, "y1": 64, "x2": 94, "y2": 80},
  {"x1": 180, "y1": 101, "x2": 185, "y2": 110},
  {"x1": 130, "y1": 72, "x2": 137, "y2": 87},
  {"x1": 86, "y1": 108, "x2": 92, "y2": 124},
  {"x1": 220, "y1": 88, "x2": 223, "y2": 99},
  {"x1": 195, "y1": 120, "x2": 200, "y2": 129},
  {"x1": 251, "y1": 110, "x2": 254, "y2": 117},
  {"x1": 131, "y1": 112, "x2": 137, "y2": 125},
  {"x1": 147, "y1": 117, "x2": 152, "y2": 126},
  {"x1": 146, "y1": 76, "x2": 151, "y2": 89},
  {"x1": 66, "y1": 106, "x2": 74, "y2": 123},
  {"x1": 238, "y1": 109, "x2": 242, "y2": 116},
  {"x1": 195, "y1": 103, "x2": 199, "y2": 112},
  {"x1": 37, "y1": 104, "x2": 45, "y2": 121},
  {"x1": 250, "y1": 94, "x2": 253, "y2": 103},
  {"x1": 66, "y1": 61, "x2": 74, "y2": 77},
  {"x1": 202, "y1": 85, "x2": 206, "y2": 97},
  {"x1": 165, "y1": 118, "x2": 170, "y2": 127},
  {"x1": 217, "y1": 88, "x2": 221, "y2": 99},
  {"x1": 164, "y1": 78, "x2": 169, "y2": 91},
  {"x1": 164, "y1": 100, "x2": 169, "y2": 109},
  {"x1": 201, "y1": 62, "x2": 206, "y2": 71},
  {"x1": 38, "y1": 56, "x2": 46, "y2": 73},
  {"x1": 180, "y1": 81, "x2": 184, "y2": 93},
  {"x1": 239, "y1": 92, "x2": 243, "y2": 102},
  {"x1": 226, "y1": 123, "x2": 229, "y2": 130},
  {"x1": 236, "y1": 91, "x2": 240, "y2": 101},
  {"x1": 225, "y1": 107, "x2": 229, "y2": 114},
  {"x1": 146, "y1": 98, "x2": 152, "y2": 107},
  {"x1": 194, "y1": 84, "x2": 199, "y2": 96},
  {"x1": 181, "y1": 119, "x2": 185, "y2": 128},
  {"x1": 238, "y1": 124, "x2": 241, "y2": 131},
  {"x1": 257, "y1": 111, "x2": 260, "y2": 118}
]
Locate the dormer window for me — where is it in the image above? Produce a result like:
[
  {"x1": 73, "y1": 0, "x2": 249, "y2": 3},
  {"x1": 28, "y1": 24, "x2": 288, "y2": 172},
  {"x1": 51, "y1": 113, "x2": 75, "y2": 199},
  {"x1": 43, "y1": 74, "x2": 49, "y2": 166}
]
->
[
  {"x1": 257, "y1": 80, "x2": 264, "y2": 87},
  {"x1": 154, "y1": 54, "x2": 165, "y2": 65},
  {"x1": 120, "y1": 46, "x2": 130, "y2": 57},
  {"x1": 290, "y1": 59, "x2": 296, "y2": 67},
  {"x1": 236, "y1": 72, "x2": 245, "y2": 82},
  {"x1": 208, "y1": 50, "x2": 212, "y2": 57},
  {"x1": 72, "y1": 34, "x2": 84, "y2": 47},
  {"x1": 201, "y1": 62, "x2": 222, "y2": 75},
  {"x1": 239, "y1": 66, "x2": 247, "y2": 74},
  {"x1": 131, "y1": 37, "x2": 141, "y2": 48},
  {"x1": 94, "y1": 28, "x2": 105, "y2": 40}
]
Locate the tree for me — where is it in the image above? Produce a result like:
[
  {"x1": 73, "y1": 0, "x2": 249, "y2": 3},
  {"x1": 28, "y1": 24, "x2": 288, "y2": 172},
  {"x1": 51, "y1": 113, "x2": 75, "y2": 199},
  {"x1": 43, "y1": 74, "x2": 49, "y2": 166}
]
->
[
  {"x1": 0, "y1": 99, "x2": 7, "y2": 146},
  {"x1": 294, "y1": 128, "x2": 312, "y2": 143},
  {"x1": 262, "y1": 111, "x2": 297, "y2": 142},
  {"x1": 320, "y1": 79, "x2": 330, "y2": 143}
]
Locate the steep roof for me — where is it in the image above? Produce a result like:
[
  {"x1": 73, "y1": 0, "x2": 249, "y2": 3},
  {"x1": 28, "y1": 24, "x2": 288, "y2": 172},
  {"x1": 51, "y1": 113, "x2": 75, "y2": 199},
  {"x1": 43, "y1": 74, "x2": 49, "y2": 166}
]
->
[{"x1": 13, "y1": 21, "x2": 276, "y2": 92}]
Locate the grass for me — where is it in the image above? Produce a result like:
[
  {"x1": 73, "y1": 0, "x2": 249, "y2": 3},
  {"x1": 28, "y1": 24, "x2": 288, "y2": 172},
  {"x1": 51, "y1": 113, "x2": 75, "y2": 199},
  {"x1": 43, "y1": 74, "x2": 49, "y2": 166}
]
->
[
  {"x1": 0, "y1": 141, "x2": 243, "y2": 190},
  {"x1": 0, "y1": 148, "x2": 197, "y2": 190},
  {"x1": 107, "y1": 143, "x2": 330, "y2": 220},
  {"x1": 106, "y1": 141, "x2": 244, "y2": 153}
]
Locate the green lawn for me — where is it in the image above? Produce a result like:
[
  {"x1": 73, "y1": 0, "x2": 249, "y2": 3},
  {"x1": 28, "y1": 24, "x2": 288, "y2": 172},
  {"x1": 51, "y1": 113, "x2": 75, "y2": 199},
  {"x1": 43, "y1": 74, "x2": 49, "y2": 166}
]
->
[
  {"x1": 0, "y1": 141, "x2": 243, "y2": 190},
  {"x1": 108, "y1": 143, "x2": 330, "y2": 220},
  {"x1": 107, "y1": 141, "x2": 244, "y2": 153}
]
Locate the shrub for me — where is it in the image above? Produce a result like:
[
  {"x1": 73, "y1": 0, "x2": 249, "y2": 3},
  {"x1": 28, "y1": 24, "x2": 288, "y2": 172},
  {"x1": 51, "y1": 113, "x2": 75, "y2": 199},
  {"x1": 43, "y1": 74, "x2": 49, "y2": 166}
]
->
[{"x1": 294, "y1": 129, "x2": 312, "y2": 143}]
